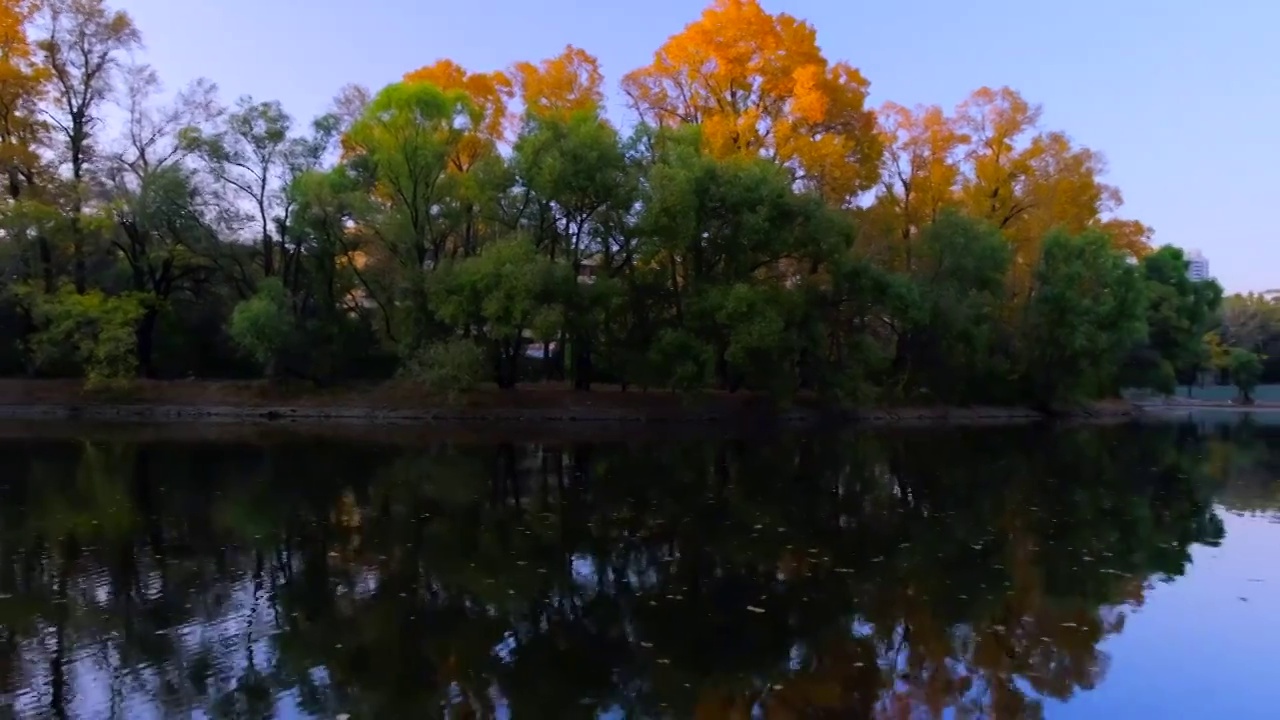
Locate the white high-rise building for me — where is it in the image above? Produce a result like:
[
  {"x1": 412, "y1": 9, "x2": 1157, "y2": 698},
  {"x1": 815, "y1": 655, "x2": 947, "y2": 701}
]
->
[{"x1": 1186, "y1": 249, "x2": 1210, "y2": 281}]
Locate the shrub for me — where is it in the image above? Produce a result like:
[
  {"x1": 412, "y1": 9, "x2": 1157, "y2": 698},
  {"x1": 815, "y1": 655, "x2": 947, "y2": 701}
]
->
[
  {"x1": 228, "y1": 279, "x2": 296, "y2": 377},
  {"x1": 27, "y1": 285, "x2": 147, "y2": 391},
  {"x1": 398, "y1": 338, "x2": 487, "y2": 398}
]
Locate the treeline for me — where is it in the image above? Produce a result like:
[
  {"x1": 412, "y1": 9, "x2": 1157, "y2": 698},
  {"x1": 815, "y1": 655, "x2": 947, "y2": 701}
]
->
[{"x1": 0, "y1": 0, "x2": 1235, "y2": 405}]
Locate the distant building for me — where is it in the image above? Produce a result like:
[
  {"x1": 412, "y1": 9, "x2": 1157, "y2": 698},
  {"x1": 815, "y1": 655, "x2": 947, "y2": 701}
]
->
[
  {"x1": 576, "y1": 255, "x2": 602, "y2": 284},
  {"x1": 1186, "y1": 249, "x2": 1210, "y2": 282}
]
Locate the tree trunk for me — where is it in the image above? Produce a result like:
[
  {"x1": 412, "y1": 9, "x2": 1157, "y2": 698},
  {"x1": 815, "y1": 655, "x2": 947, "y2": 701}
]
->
[
  {"x1": 261, "y1": 232, "x2": 274, "y2": 277},
  {"x1": 573, "y1": 334, "x2": 593, "y2": 391},
  {"x1": 136, "y1": 307, "x2": 159, "y2": 378},
  {"x1": 715, "y1": 348, "x2": 730, "y2": 390},
  {"x1": 71, "y1": 124, "x2": 87, "y2": 294},
  {"x1": 494, "y1": 346, "x2": 518, "y2": 389},
  {"x1": 38, "y1": 235, "x2": 54, "y2": 293}
]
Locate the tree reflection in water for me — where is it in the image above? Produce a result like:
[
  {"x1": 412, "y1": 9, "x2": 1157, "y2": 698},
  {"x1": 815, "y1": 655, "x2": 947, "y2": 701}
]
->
[{"x1": 0, "y1": 421, "x2": 1243, "y2": 718}]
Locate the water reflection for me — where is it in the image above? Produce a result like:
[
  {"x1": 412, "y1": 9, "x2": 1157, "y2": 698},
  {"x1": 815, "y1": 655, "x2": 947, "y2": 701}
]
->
[{"x1": 0, "y1": 421, "x2": 1253, "y2": 718}]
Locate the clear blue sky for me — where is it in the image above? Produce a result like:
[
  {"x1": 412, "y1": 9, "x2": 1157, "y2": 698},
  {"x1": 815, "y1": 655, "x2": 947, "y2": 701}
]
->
[{"x1": 115, "y1": 0, "x2": 1278, "y2": 293}]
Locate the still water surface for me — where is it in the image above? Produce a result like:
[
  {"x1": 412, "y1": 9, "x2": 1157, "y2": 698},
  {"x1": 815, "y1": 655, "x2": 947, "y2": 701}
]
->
[{"x1": 0, "y1": 417, "x2": 1276, "y2": 718}]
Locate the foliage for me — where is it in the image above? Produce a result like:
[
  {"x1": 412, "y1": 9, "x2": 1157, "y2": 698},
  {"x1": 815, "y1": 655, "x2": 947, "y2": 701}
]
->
[
  {"x1": 1021, "y1": 229, "x2": 1147, "y2": 406},
  {"x1": 622, "y1": 0, "x2": 881, "y2": 205},
  {"x1": 26, "y1": 285, "x2": 147, "y2": 390},
  {"x1": 429, "y1": 237, "x2": 569, "y2": 388},
  {"x1": 1207, "y1": 293, "x2": 1280, "y2": 384},
  {"x1": 1228, "y1": 348, "x2": 1263, "y2": 403},
  {"x1": 227, "y1": 278, "x2": 296, "y2": 376},
  {"x1": 0, "y1": 0, "x2": 1219, "y2": 407},
  {"x1": 1199, "y1": 331, "x2": 1232, "y2": 374},
  {"x1": 891, "y1": 210, "x2": 1012, "y2": 403},
  {"x1": 1119, "y1": 247, "x2": 1223, "y2": 394},
  {"x1": 1137, "y1": 247, "x2": 1223, "y2": 375},
  {"x1": 511, "y1": 45, "x2": 605, "y2": 120},
  {"x1": 398, "y1": 338, "x2": 487, "y2": 397}
]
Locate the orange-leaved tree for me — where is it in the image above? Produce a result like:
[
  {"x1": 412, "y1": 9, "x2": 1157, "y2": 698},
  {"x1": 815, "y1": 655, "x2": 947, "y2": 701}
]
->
[
  {"x1": 0, "y1": 0, "x2": 46, "y2": 200},
  {"x1": 510, "y1": 44, "x2": 604, "y2": 120},
  {"x1": 621, "y1": 0, "x2": 881, "y2": 206}
]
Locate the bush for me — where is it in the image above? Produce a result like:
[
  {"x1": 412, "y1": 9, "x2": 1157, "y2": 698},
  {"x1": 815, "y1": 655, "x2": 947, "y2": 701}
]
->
[
  {"x1": 398, "y1": 338, "x2": 487, "y2": 397},
  {"x1": 228, "y1": 279, "x2": 296, "y2": 377},
  {"x1": 26, "y1": 285, "x2": 147, "y2": 391}
]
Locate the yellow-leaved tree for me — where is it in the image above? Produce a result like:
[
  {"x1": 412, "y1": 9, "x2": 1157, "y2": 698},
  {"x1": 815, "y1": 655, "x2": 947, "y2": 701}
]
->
[
  {"x1": 865, "y1": 86, "x2": 1151, "y2": 279},
  {"x1": 0, "y1": 0, "x2": 46, "y2": 200},
  {"x1": 621, "y1": 0, "x2": 881, "y2": 206},
  {"x1": 953, "y1": 86, "x2": 1152, "y2": 274},
  {"x1": 871, "y1": 102, "x2": 969, "y2": 271},
  {"x1": 511, "y1": 45, "x2": 605, "y2": 120}
]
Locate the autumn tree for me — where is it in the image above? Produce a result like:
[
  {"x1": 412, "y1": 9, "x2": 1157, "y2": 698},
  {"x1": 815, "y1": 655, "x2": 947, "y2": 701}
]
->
[
  {"x1": 953, "y1": 86, "x2": 1151, "y2": 279},
  {"x1": 953, "y1": 86, "x2": 1041, "y2": 233},
  {"x1": 621, "y1": 0, "x2": 881, "y2": 205},
  {"x1": 871, "y1": 102, "x2": 967, "y2": 271},
  {"x1": 510, "y1": 45, "x2": 604, "y2": 120},
  {"x1": 35, "y1": 0, "x2": 141, "y2": 293},
  {"x1": 0, "y1": 0, "x2": 52, "y2": 295},
  {"x1": 0, "y1": 0, "x2": 46, "y2": 202}
]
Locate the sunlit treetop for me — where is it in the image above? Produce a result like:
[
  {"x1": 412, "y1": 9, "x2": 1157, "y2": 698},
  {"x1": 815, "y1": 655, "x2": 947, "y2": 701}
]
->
[
  {"x1": 867, "y1": 86, "x2": 1152, "y2": 271},
  {"x1": 620, "y1": 0, "x2": 881, "y2": 205},
  {"x1": 877, "y1": 102, "x2": 967, "y2": 233},
  {"x1": 402, "y1": 59, "x2": 513, "y2": 171},
  {"x1": 953, "y1": 86, "x2": 1153, "y2": 263},
  {"x1": 511, "y1": 45, "x2": 605, "y2": 120}
]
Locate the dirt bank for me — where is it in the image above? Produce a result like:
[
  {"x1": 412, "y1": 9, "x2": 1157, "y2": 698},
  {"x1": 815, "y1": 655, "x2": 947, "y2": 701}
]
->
[{"x1": 0, "y1": 379, "x2": 1142, "y2": 426}]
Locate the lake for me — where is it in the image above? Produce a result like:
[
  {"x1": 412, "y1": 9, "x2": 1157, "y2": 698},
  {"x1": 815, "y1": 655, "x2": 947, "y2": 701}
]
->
[{"x1": 0, "y1": 417, "x2": 1276, "y2": 719}]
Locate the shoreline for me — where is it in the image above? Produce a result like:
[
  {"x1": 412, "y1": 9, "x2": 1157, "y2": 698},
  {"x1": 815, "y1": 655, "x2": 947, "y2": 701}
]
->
[{"x1": 0, "y1": 379, "x2": 1146, "y2": 426}]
